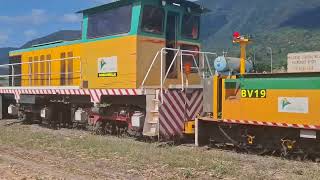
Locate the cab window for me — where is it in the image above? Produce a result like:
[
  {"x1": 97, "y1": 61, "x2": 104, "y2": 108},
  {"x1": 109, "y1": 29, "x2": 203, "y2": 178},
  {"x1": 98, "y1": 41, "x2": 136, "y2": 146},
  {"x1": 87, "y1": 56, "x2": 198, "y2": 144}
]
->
[
  {"x1": 87, "y1": 5, "x2": 132, "y2": 39},
  {"x1": 182, "y1": 15, "x2": 200, "y2": 40},
  {"x1": 141, "y1": 5, "x2": 164, "y2": 34}
]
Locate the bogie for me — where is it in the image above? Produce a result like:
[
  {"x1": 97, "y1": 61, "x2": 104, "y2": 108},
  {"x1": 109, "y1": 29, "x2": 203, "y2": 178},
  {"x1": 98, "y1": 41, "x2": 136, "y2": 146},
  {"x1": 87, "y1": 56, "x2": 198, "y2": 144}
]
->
[{"x1": 88, "y1": 103, "x2": 145, "y2": 137}]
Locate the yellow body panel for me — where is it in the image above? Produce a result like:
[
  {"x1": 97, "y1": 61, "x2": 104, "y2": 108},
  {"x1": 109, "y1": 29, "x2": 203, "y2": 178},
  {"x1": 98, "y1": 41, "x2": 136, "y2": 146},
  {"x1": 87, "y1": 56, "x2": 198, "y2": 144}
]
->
[
  {"x1": 184, "y1": 120, "x2": 195, "y2": 134},
  {"x1": 137, "y1": 36, "x2": 164, "y2": 87},
  {"x1": 13, "y1": 36, "x2": 137, "y2": 88},
  {"x1": 81, "y1": 36, "x2": 137, "y2": 89},
  {"x1": 20, "y1": 44, "x2": 82, "y2": 86},
  {"x1": 222, "y1": 86, "x2": 320, "y2": 126},
  {"x1": 11, "y1": 35, "x2": 201, "y2": 89},
  {"x1": 213, "y1": 76, "x2": 219, "y2": 119}
]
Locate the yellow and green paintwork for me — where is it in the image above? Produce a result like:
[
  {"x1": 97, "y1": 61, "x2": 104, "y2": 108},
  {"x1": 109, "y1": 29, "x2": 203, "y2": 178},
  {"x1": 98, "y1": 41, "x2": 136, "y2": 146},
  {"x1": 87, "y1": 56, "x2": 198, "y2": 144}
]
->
[
  {"x1": 10, "y1": 35, "x2": 201, "y2": 89},
  {"x1": 212, "y1": 73, "x2": 320, "y2": 127},
  {"x1": 9, "y1": 0, "x2": 202, "y2": 89}
]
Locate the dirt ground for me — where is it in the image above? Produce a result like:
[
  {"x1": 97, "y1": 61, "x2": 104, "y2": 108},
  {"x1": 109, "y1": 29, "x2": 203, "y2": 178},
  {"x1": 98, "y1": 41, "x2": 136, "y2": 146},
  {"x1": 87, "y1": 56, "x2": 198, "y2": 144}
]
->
[{"x1": 0, "y1": 119, "x2": 319, "y2": 180}]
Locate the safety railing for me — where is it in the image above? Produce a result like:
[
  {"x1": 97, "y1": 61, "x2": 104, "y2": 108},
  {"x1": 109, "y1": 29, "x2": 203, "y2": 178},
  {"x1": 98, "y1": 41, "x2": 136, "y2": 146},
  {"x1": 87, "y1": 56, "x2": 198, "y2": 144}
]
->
[
  {"x1": 141, "y1": 48, "x2": 217, "y2": 103},
  {"x1": 0, "y1": 56, "x2": 82, "y2": 87}
]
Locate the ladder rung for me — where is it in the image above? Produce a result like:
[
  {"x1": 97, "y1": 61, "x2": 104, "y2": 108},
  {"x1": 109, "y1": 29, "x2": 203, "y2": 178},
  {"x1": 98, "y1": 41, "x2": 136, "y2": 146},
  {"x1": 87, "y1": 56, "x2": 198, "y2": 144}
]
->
[
  {"x1": 148, "y1": 121, "x2": 158, "y2": 124},
  {"x1": 144, "y1": 132, "x2": 157, "y2": 137}
]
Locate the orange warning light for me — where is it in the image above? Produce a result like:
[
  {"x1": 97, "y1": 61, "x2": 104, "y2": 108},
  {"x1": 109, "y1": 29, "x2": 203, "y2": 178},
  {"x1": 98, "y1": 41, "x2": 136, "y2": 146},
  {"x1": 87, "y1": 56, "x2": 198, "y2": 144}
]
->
[{"x1": 184, "y1": 63, "x2": 192, "y2": 75}]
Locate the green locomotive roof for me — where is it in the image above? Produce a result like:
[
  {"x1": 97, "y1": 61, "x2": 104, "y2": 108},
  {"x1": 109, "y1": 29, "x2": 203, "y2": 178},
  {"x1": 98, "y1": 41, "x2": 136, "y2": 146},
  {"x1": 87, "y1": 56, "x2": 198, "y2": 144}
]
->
[{"x1": 78, "y1": 0, "x2": 208, "y2": 14}]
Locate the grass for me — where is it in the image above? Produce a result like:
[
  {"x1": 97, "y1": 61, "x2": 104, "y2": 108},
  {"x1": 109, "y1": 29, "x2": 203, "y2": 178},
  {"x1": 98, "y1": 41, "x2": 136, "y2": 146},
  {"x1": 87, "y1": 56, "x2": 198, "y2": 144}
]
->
[{"x1": 0, "y1": 122, "x2": 319, "y2": 179}]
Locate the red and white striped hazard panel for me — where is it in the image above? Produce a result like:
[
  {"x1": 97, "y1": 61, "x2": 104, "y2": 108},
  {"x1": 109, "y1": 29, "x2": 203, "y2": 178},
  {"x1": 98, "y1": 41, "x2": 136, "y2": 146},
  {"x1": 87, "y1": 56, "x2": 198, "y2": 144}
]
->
[
  {"x1": 159, "y1": 89, "x2": 203, "y2": 138},
  {"x1": 0, "y1": 88, "x2": 142, "y2": 103},
  {"x1": 222, "y1": 119, "x2": 320, "y2": 130}
]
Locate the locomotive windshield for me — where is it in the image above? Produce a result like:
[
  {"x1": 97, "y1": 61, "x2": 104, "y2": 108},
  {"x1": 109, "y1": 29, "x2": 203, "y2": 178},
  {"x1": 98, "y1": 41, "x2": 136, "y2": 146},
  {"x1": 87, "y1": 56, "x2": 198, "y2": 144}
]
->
[
  {"x1": 141, "y1": 5, "x2": 164, "y2": 34},
  {"x1": 181, "y1": 15, "x2": 200, "y2": 40},
  {"x1": 87, "y1": 5, "x2": 132, "y2": 39}
]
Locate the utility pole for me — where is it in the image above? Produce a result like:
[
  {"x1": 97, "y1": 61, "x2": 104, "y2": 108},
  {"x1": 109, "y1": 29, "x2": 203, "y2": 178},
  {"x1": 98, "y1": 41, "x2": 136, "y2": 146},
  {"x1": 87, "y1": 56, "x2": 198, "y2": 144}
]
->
[
  {"x1": 253, "y1": 47, "x2": 256, "y2": 66},
  {"x1": 267, "y1": 47, "x2": 273, "y2": 73}
]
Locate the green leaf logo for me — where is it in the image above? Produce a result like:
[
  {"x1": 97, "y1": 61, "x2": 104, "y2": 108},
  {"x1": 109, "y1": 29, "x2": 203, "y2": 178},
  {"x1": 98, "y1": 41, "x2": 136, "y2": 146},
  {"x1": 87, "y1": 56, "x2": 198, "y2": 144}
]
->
[
  {"x1": 281, "y1": 98, "x2": 291, "y2": 109},
  {"x1": 100, "y1": 60, "x2": 106, "y2": 70}
]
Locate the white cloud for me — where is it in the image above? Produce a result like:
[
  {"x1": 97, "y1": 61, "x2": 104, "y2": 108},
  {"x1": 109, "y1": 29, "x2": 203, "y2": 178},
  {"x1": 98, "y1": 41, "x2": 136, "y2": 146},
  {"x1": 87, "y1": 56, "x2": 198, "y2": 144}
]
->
[
  {"x1": 30, "y1": 9, "x2": 48, "y2": 25},
  {"x1": 0, "y1": 32, "x2": 9, "y2": 45},
  {"x1": 92, "y1": 0, "x2": 112, "y2": 3},
  {"x1": 61, "y1": 13, "x2": 82, "y2": 23},
  {"x1": 0, "y1": 9, "x2": 48, "y2": 25},
  {"x1": 24, "y1": 29, "x2": 38, "y2": 39}
]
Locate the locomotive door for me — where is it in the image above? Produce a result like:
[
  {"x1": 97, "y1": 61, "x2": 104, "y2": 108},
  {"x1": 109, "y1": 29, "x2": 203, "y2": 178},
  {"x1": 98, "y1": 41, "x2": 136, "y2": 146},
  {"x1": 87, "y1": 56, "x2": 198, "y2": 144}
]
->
[{"x1": 165, "y1": 11, "x2": 179, "y2": 78}]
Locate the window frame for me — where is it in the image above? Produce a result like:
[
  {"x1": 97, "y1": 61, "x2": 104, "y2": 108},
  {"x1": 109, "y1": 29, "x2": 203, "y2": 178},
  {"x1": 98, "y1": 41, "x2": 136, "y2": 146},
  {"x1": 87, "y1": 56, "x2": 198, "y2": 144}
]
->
[
  {"x1": 140, "y1": 5, "x2": 165, "y2": 35},
  {"x1": 86, "y1": 5, "x2": 133, "y2": 39},
  {"x1": 181, "y1": 14, "x2": 200, "y2": 40}
]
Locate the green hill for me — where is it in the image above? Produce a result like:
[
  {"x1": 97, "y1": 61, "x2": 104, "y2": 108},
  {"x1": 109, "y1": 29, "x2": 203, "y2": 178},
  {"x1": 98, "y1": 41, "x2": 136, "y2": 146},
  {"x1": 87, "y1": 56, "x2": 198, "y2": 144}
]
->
[{"x1": 199, "y1": 0, "x2": 320, "y2": 70}]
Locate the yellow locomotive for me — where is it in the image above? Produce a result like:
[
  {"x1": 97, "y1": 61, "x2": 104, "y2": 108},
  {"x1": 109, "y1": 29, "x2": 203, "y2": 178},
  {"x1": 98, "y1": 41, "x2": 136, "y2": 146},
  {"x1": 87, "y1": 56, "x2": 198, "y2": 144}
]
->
[{"x1": 3, "y1": 0, "x2": 211, "y2": 138}]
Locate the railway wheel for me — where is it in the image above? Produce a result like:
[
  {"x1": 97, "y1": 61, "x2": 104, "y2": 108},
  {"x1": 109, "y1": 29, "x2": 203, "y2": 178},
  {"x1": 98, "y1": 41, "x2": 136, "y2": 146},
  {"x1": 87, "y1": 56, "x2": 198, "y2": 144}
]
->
[
  {"x1": 20, "y1": 112, "x2": 33, "y2": 124},
  {"x1": 47, "y1": 104, "x2": 58, "y2": 129},
  {"x1": 94, "y1": 121, "x2": 104, "y2": 135},
  {"x1": 105, "y1": 121, "x2": 114, "y2": 134}
]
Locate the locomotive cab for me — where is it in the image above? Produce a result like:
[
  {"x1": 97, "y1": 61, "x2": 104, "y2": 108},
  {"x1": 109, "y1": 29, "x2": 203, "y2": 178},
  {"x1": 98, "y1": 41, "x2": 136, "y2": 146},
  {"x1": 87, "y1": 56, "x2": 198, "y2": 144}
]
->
[{"x1": 136, "y1": 0, "x2": 206, "y2": 87}]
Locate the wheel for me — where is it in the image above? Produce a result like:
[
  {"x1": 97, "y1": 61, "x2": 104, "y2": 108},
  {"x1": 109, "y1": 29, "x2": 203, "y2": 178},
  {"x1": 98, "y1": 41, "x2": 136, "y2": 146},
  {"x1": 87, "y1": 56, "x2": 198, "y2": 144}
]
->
[
  {"x1": 21, "y1": 112, "x2": 33, "y2": 124},
  {"x1": 94, "y1": 121, "x2": 104, "y2": 135},
  {"x1": 47, "y1": 104, "x2": 58, "y2": 129},
  {"x1": 105, "y1": 121, "x2": 113, "y2": 134}
]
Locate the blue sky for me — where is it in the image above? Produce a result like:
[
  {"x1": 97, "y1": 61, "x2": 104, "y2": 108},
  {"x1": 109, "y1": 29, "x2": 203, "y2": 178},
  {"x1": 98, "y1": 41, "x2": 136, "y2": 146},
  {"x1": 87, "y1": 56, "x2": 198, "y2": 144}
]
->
[{"x1": 0, "y1": 0, "x2": 112, "y2": 47}]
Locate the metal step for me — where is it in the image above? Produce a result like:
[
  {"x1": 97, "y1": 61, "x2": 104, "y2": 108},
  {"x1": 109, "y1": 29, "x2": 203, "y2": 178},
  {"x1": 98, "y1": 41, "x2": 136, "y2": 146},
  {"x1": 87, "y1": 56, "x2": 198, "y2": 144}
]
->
[
  {"x1": 148, "y1": 114, "x2": 159, "y2": 124},
  {"x1": 148, "y1": 120, "x2": 158, "y2": 124},
  {"x1": 143, "y1": 92, "x2": 160, "y2": 137}
]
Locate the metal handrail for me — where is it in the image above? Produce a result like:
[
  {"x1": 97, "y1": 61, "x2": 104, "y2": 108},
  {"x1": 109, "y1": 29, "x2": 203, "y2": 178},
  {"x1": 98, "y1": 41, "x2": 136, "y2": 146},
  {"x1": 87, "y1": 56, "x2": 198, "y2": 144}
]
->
[
  {"x1": 0, "y1": 56, "x2": 81, "y2": 86},
  {"x1": 141, "y1": 47, "x2": 217, "y2": 103},
  {"x1": 0, "y1": 71, "x2": 82, "y2": 78},
  {"x1": 0, "y1": 56, "x2": 80, "y2": 67},
  {"x1": 162, "y1": 50, "x2": 181, "y2": 85},
  {"x1": 204, "y1": 54, "x2": 214, "y2": 76}
]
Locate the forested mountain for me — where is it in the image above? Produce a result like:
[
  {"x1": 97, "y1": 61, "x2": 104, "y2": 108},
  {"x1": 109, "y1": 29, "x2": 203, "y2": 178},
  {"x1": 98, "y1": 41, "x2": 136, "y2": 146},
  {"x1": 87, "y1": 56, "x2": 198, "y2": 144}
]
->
[{"x1": 198, "y1": 0, "x2": 320, "y2": 70}]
